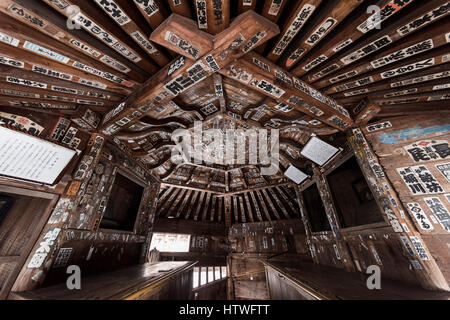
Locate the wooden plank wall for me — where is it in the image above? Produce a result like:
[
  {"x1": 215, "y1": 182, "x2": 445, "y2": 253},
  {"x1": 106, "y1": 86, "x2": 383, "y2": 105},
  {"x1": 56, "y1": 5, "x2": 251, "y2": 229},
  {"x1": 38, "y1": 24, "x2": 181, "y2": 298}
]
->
[
  {"x1": 360, "y1": 115, "x2": 450, "y2": 288},
  {"x1": 227, "y1": 219, "x2": 311, "y2": 300}
]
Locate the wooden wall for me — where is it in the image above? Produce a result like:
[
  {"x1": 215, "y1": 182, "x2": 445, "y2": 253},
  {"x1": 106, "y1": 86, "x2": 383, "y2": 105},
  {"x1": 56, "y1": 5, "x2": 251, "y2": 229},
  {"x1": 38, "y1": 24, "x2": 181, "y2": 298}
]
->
[
  {"x1": 360, "y1": 115, "x2": 450, "y2": 289},
  {"x1": 227, "y1": 219, "x2": 309, "y2": 300}
]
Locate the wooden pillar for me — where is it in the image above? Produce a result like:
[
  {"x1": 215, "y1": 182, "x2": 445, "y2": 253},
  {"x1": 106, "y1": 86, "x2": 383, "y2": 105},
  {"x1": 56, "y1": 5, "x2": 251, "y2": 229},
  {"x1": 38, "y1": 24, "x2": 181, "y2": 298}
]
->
[
  {"x1": 313, "y1": 166, "x2": 356, "y2": 272},
  {"x1": 294, "y1": 186, "x2": 319, "y2": 264},
  {"x1": 224, "y1": 195, "x2": 232, "y2": 227},
  {"x1": 140, "y1": 183, "x2": 161, "y2": 264},
  {"x1": 226, "y1": 255, "x2": 235, "y2": 300}
]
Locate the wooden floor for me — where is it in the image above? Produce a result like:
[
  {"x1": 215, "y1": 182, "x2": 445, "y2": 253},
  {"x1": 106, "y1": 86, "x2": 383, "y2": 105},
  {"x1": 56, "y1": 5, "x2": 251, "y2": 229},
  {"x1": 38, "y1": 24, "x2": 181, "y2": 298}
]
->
[
  {"x1": 263, "y1": 260, "x2": 450, "y2": 300},
  {"x1": 9, "y1": 261, "x2": 196, "y2": 300}
]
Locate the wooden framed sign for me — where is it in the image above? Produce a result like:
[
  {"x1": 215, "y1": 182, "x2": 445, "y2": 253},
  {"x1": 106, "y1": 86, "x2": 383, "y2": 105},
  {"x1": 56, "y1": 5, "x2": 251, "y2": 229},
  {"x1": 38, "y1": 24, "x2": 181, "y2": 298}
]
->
[
  {"x1": 300, "y1": 135, "x2": 341, "y2": 167},
  {"x1": 0, "y1": 125, "x2": 77, "y2": 185}
]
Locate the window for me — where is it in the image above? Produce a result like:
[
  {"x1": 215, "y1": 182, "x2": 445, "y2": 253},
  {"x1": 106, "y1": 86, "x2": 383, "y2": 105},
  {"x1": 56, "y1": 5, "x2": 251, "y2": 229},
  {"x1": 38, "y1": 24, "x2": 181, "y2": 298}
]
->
[
  {"x1": 150, "y1": 233, "x2": 191, "y2": 252},
  {"x1": 302, "y1": 183, "x2": 331, "y2": 232},
  {"x1": 100, "y1": 172, "x2": 144, "y2": 231},
  {"x1": 193, "y1": 267, "x2": 199, "y2": 288},
  {"x1": 200, "y1": 267, "x2": 207, "y2": 286},
  {"x1": 214, "y1": 267, "x2": 221, "y2": 280},
  {"x1": 221, "y1": 266, "x2": 227, "y2": 278},
  {"x1": 193, "y1": 266, "x2": 228, "y2": 289},
  {"x1": 326, "y1": 156, "x2": 384, "y2": 228}
]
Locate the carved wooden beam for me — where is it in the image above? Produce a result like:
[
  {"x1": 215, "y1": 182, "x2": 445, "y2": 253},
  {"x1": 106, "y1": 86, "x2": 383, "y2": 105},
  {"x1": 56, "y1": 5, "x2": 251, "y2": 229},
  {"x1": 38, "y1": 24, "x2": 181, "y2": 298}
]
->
[{"x1": 100, "y1": 11, "x2": 280, "y2": 133}]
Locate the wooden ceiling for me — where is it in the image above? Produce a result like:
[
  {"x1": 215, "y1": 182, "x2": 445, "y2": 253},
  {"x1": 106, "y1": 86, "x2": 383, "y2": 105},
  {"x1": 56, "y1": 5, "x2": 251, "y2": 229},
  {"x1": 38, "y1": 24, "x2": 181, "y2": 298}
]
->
[{"x1": 0, "y1": 0, "x2": 449, "y2": 198}]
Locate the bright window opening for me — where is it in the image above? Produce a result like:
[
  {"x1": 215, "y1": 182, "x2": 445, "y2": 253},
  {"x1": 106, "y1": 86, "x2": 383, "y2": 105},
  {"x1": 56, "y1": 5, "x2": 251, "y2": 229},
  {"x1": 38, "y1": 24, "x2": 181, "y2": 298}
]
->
[
  {"x1": 193, "y1": 266, "x2": 228, "y2": 289},
  {"x1": 193, "y1": 267, "x2": 199, "y2": 288},
  {"x1": 149, "y1": 233, "x2": 191, "y2": 252}
]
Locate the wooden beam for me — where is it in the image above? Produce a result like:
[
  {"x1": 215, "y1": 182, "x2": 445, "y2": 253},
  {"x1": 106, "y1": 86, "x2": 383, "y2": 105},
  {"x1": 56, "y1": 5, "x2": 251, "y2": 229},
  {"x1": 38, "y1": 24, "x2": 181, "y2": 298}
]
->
[
  {"x1": 265, "y1": 0, "x2": 322, "y2": 62},
  {"x1": 100, "y1": 10, "x2": 280, "y2": 132},
  {"x1": 325, "y1": 46, "x2": 450, "y2": 96},
  {"x1": 261, "y1": 189, "x2": 280, "y2": 220},
  {"x1": 233, "y1": 195, "x2": 239, "y2": 223},
  {"x1": 237, "y1": 0, "x2": 258, "y2": 14},
  {"x1": 150, "y1": 13, "x2": 214, "y2": 59},
  {"x1": 243, "y1": 193, "x2": 255, "y2": 223},
  {"x1": 0, "y1": 80, "x2": 115, "y2": 108},
  {"x1": 238, "y1": 196, "x2": 246, "y2": 223},
  {"x1": 159, "y1": 187, "x2": 181, "y2": 215},
  {"x1": 193, "y1": 191, "x2": 206, "y2": 220},
  {"x1": 268, "y1": 188, "x2": 289, "y2": 219},
  {"x1": 201, "y1": 192, "x2": 212, "y2": 221},
  {"x1": 255, "y1": 190, "x2": 272, "y2": 221},
  {"x1": 42, "y1": 0, "x2": 159, "y2": 74},
  {"x1": 2, "y1": 0, "x2": 149, "y2": 81},
  {"x1": 0, "y1": 12, "x2": 136, "y2": 94},
  {"x1": 165, "y1": 188, "x2": 187, "y2": 217},
  {"x1": 132, "y1": 0, "x2": 168, "y2": 30},
  {"x1": 224, "y1": 195, "x2": 232, "y2": 227},
  {"x1": 291, "y1": 0, "x2": 407, "y2": 77},
  {"x1": 306, "y1": 0, "x2": 449, "y2": 83},
  {"x1": 217, "y1": 196, "x2": 223, "y2": 222},
  {"x1": 282, "y1": 0, "x2": 362, "y2": 69},
  {"x1": 194, "y1": 0, "x2": 230, "y2": 35},
  {"x1": 249, "y1": 191, "x2": 263, "y2": 221},
  {"x1": 220, "y1": 52, "x2": 354, "y2": 130},
  {"x1": 331, "y1": 63, "x2": 450, "y2": 100},
  {"x1": 209, "y1": 195, "x2": 217, "y2": 222},
  {"x1": 167, "y1": 0, "x2": 192, "y2": 19},
  {"x1": 185, "y1": 190, "x2": 200, "y2": 219},
  {"x1": 92, "y1": 0, "x2": 170, "y2": 66},
  {"x1": 376, "y1": 101, "x2": 450, "y2": 118},
  {"x1": 312, "y1": 21, "x2": 449, "y2": 88},
  {"x1": 352, "y1": 98, "x2": 381, "y2": 126}
]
